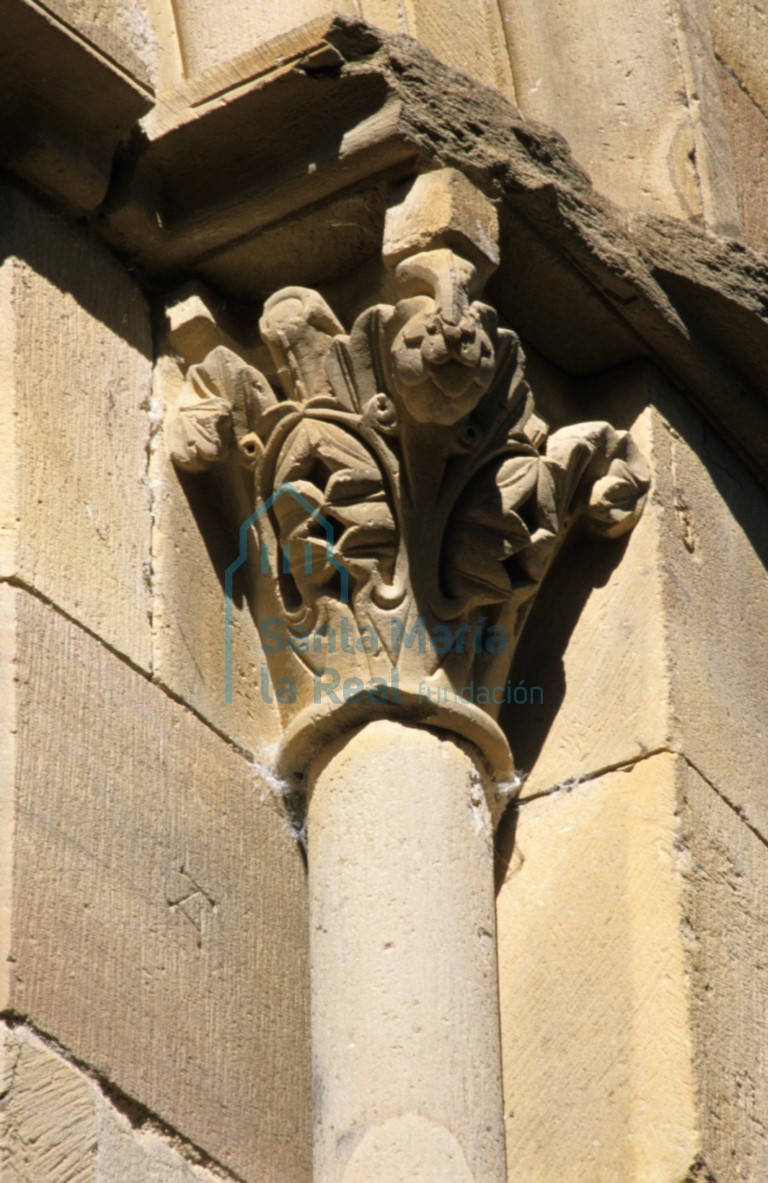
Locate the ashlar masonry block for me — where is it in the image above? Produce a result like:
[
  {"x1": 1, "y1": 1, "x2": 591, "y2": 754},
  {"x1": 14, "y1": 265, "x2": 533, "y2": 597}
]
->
[
  {"x1": 497, "y1": 752, "x2": 699, "y2": 1182},
  {"x1": 506, "y1": 363, "x2": 768, "y2": 823},
  {"x1": 1, "y1": 587, "x2": 311, "y2": 1182},
  {"x1": 498, "y1": 0, "x2": 739, "y2": 232},
  {"x1": 650, "y1": 376, "x2": 768, "y2": 839},
  {"x1": 0, "y1": 183, "x2": 153, "y2": 672},
  {"x1": 0, "y1": 1022, "x2": 236, "y2": 1183},
  {"x1": 169, "y1": 1, "x2": 514, "y2": 100},
  {"x1": 679, "y1": 759, "x2": 768, "y2": 1181}
]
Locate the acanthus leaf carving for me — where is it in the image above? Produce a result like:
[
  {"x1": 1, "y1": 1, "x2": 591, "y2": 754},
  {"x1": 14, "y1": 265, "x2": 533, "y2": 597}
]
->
[
  {"x1": 167, "y1": 170, "x2": 650, "y2": 786},
  {"x1": 168, "y1": 344, "x2": 277, "y2": 473}
]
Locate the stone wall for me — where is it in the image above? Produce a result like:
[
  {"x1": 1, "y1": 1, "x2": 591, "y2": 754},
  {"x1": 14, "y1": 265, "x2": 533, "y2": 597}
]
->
[
  {"x1": 0, "y1": 184, "x2": 312, "y2": 1182},
  {"x1": 497, "y1": 366, "x2": 768, "y2": 1179},
  {"x1": 706, "y1": 0, "x2": 768, "y2": 251},
  {"x1": 1, "y1": 3, "x2": 767, "y2": 1181}
]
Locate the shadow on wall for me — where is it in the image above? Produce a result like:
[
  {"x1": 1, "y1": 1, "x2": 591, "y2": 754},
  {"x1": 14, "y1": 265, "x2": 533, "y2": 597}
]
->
[
  {"x1": 652, "y1": 375, "x2": 768, "y2": 571},
  {"x1": 494, "y1": 359, "x2": 768, "y2": 892},
  {"x1": 0, "y1": 182, "x2": 151, "y2": 354},
  {"x1": 494, "y1": 527, "x2": 630, "y2": 892},
  {"x1": 175, "y1": 464, "x2": 259, "y2": 614}
]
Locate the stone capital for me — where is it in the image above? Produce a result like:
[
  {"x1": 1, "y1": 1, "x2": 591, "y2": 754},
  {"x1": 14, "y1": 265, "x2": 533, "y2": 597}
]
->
[{"x1": 167, "y1": 168, "x2": 649, "y2": 812}]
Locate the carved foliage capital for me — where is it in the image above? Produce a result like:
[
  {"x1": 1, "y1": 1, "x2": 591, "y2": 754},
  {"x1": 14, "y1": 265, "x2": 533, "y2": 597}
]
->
[{"x1": 167, "y1": 170, "x2": 650, "y2": 778}]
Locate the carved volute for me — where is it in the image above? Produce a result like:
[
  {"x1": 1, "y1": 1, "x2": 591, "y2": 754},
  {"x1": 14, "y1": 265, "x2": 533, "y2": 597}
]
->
[{"x1": 167, "y1": 168, "x2": 649, "y2": 806}]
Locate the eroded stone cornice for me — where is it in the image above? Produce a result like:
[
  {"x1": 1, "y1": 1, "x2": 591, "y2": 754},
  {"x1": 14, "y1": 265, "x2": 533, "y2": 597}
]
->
[
  {"x1": 94, "y1": 15, "x2": 768, "y2": 484},
  {"x1": 3, "y1": 7, "x2": 765, "y2": 482}
]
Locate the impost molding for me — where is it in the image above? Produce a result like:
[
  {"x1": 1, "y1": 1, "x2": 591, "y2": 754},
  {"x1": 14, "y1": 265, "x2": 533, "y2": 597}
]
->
[
  {"x1": 2, "y1": 9, "x2": 767, "y2": 479},
  {"x1": 105, "y1": 15, "x2": 768, "y2": 485},
  {"x1": 0, "y1": 0, "x2": 152, "y2": 213}
]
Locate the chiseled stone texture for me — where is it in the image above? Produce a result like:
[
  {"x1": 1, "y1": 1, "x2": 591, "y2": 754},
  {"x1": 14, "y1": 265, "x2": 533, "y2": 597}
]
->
[
  {"x1": 680, "y1": 760, "x2": 768, "y2": 1181},
  {"x1": 171, "y1": 0, "x2": 514, "y2": 98},
  {"x1": 370, "y1": 0, "x2": 515, "y2": 100},
  {"x1": 40, "y1": 0, "x2": 159, "y2": 89},
  {"x1": 496, "y1": 753, "x2": 699, "y2": 1182},
  {"x1": 0, "y1": 584, "x2": 15, "y2": 999},
  {"x1": 3, "y1": 587, "x2": 311, "y2": 1183},
  {"x1": 706, "y1": 0, "x2": 768, "y2": 115},
  {"x1": 0, "y1": 1023, "x2": 234, "y2": 1182},
  {"x1": 172, "y1": 0, "x2": 358, "y2": 76},
  {"x1": 498, "y1": 0, "x2": 739, "y2": 231},
  {"x1": 0, "y1": 1024, "x2": 96, "y2": 1183},
  {"x1": 0, "y1": 183, "x2": 153, "y2": 672},
  {"x1": 719, "y1": 64, "x2": 768, "y2": 253},
  {"x1": 651, "y1": 378, "x2": 768, "y2": 841}
]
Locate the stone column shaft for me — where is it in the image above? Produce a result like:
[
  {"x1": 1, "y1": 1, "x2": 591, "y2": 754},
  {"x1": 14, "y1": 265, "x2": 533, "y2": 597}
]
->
[{"x1": 308, "y1": 720, "x2": 507, "y2": 1183}]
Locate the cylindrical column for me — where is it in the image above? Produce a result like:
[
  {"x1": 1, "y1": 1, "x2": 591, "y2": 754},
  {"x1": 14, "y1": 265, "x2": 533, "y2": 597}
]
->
[{"x1": 307, "y1": 719, "x2": 507, "y2": 1183}]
